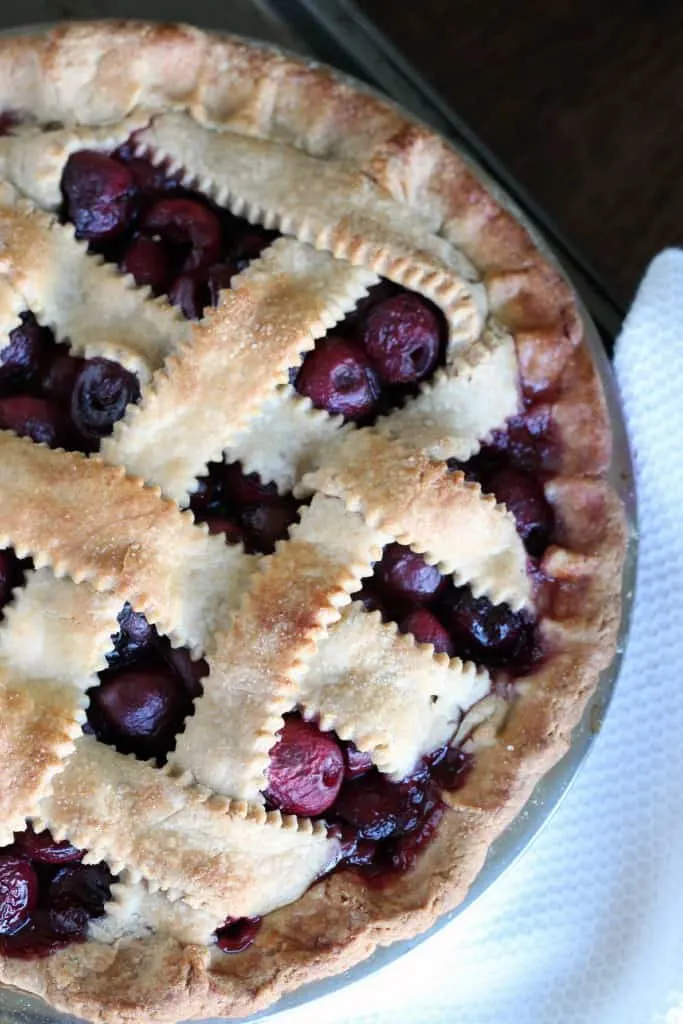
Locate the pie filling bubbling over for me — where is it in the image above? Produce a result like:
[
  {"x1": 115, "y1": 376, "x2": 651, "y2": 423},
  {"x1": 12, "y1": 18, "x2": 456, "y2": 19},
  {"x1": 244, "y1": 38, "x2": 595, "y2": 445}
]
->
[{"x1": 0, "y1": 134, "x2": 554, "y2": 958}]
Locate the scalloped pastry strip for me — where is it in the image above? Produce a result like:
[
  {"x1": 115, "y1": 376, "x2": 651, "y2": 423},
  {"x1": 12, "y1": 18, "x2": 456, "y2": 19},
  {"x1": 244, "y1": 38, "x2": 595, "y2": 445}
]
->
[
  {"x1": 376, "y1": 318, "x2": 520, "y2": 461},
  {"x1": 0, "y1": 191, "x2": 189, "y2": 381},
  {"x1": 102, "y1": 237, "x2": 376, "y2": 504},
  {"x1": 0, "y1": 433, "x2": 254, "y2": 656},
  {"x1": 37, "y1": 736, "x2": 340, "y2": 918},
  {"x1": 0, "y1": 114, "x2": 148, "y2": 210},
  {"x1": 170, "y1": 493, "x2": 389, "y2": 801},
  {"x1": 92, "y1": 874, "x2": 221, "y2": 948},
  {"x1": 0, "y1": 569, "x2": 120, "y2": 843},
  {"x1": 134, "y1": 112, "x2": 488, "y2": 348},
  {"x1": 300, "y1": 429, "x2": 531, "y2": 609},
  {"x1": 300, "y1": 602, "x2": 490, "y2": 780},
  {"x1": 225, "y1": 386, "x2": 351, "y2": 494}
]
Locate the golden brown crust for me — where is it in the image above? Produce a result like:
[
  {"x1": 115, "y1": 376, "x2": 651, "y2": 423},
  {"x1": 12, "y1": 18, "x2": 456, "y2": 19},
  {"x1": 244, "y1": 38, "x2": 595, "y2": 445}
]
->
[{"x1": 0, "y1": 21, "x2": 627, "y2": 1024}]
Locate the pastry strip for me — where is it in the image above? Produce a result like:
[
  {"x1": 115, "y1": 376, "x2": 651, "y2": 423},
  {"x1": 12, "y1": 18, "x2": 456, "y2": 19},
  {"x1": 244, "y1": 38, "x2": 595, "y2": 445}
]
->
[
  {"x1": 102, "y1": 238, "x2": 377, "y2": 504},
  {"x1": 300, "y1": 602, "x2": 490, "y2": 779},
  {"x1": 170, "y1": 494, "x2": 389, "y2": 800},
  {"x1": 135, "y1": 112, "x2": 487, "y2": 348},
  {"x1": 38, "y1": 736, "x2": 339, "y2": 918},
  {"x1": 301, "y1": 430, "x2": 531, "y2": 609}
]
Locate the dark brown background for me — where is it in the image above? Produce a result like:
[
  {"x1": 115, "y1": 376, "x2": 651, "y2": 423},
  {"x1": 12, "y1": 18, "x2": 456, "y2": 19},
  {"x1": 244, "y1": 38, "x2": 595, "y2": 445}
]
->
[{"x1": 357, "y1": 0, "x2": 683, "y2": 305}]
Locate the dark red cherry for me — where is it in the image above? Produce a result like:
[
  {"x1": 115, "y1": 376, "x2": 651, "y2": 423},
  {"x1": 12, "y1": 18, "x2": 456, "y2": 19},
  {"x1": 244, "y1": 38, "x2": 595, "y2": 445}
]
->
[
  {"x1": 226, "y1": 224, "x2": 276, "y2": 270},
  {"x1": 265, "y1": 717, "x2": 345, "y2": 817},
  {"x1": 0, "y1": 314, "x2": 48, "y2": 388},
  {"x1": 343, "y1": 742, "x2": 374, "y2": 779},
  {"x1": 87, "y1": 664, "x2": 192, "y2": 760},
  {"x1": 168, "y1": 272, "x2": 209, "y2": 320},
  {"x1": 240, "y1": 500, "x2": 300, "y2": 555},
  {"x1": 221, "y1": 462, "x2": 280, "y2": 506},
  {"x1": 374, "y1": 543, "x2": 444, "y2": 611},
  {"x1": 207, "y1": 263, "x2": 239, "y2": 305},
  {"x1": 0, "y1": 395, "x2": 72, "y2": 448},
  {"x1": 215, "y1": 916, "x2": 261, "y2": 953},
  {"x1": 71, "y1": 358, "x2": 140, "y2": 447},
  {"x1": 0, "y1": 912, "x2": 71, "y2": 958},
  {"x1": 114, "y1": 149, "x2": 178, "y2": 194},
  {"x1": 62, "y1": 151, "x2": 136, "y2": 241},
  {"x1": 141, "y1": 198, "x2": 222, "y2": 272},
  {"x1": 0, "y1": 856, "x2": 38, "y2": 935},
  {"x1": 41, "y1": 347, "x2": 86, "y2": 407},
  {"x1": 108, "y1": 603, "x2": 158, "y2": 667},
  {"x1": 0, "y1": 549, "x2": 20, "y2": 611},
  {"x1": 47, "y1": 863, "x2": 113, "y2": 938},
  {"x1": 427, "y1": 745, "x2": 473, "y2": 791},
  {"x1": 13, "y1": 825, "x2": 83, "y2": 865},
  {"x1": 439, "y1": 586, "x2": 536, "y2": 671},
  {"x1": 333, "y1": 771, "x2": 421, "y2": 841},
  {"x1": 486, "y1": 466, "x2": 554, "y2": 556},
  {"x1": 362, "y1": 293, "x2": 442, "y2": 384},
  {"x1": 161, "y1": 646, "x2": 207, "y2": 701},
  {"x1": 121, "y1": 236, "x2": 172, "y2": 294},
  {"x1": 354, "y1": 581, "x2": 387, "y2": 615},
  {"x1": 197, "y1": 515, "x2": 245, "y2": 545},
  {"x1": 295, "y1": 336, "x2": 380, "y2": 420},
  {"x1": 399, "y1": 609, "x2": 454, "y2": 656},
  {"x1": 0, "y1": 112, "x2": 21, "y2": 136}
]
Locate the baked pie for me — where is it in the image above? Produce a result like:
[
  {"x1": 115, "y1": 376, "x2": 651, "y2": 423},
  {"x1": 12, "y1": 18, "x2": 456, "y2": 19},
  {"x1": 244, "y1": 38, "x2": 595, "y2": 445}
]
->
[{"x1": 0, "y1": 21, "x2": 626, "y2": 1023}]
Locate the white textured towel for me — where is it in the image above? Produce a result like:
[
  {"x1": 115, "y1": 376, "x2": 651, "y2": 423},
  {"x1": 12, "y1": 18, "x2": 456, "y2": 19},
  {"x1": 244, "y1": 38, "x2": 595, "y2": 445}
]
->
[{"x1": 270, "y1": 250, "x2": 683, "y2": 1024}]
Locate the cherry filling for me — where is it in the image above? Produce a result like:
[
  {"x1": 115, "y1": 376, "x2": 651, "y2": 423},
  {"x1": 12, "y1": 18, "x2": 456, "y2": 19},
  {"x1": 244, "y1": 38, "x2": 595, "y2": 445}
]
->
[
  {"x1": 189, "y1": 460, "x2": 303, "y2": 554},
  {"x1": 294, "y1": 282, "x2": 447, "y2": 423},
  {"x1": 0, "y1": 548, "x2": 28, "y2": 616},
  {"x1": 0, "y1": 312, "x2": 140, "y2": 453},
  {"x1": 264, "y1": 714, "x2": 472, "y2": 884},
  {"x1": 214, "y1": 916, "x2": 262, "y2": 954},
  {"x1": 85, "y1": 604, "x2": 207, "y2": 764},
  {"x1": 60, "y1": 147, "x2": 278, "y2": 318},
  {"x1": 0, "y1": 825, "x2": 114, "y2": 958}
]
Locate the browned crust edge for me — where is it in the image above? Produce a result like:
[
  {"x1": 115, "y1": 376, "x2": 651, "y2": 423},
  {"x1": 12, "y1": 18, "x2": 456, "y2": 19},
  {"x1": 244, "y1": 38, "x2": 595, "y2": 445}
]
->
[{"x1": 0, "y1": 21, "x2": 628, "y2": 1024}]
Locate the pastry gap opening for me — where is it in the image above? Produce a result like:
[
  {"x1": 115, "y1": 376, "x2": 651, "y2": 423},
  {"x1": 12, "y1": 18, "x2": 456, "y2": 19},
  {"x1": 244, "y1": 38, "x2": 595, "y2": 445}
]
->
[
  {"x1": 0, "y1": 311, "x2": 141, "y2": 454},
  {"x1": 59, "y1": 141, "x2": 279, "y2": 319},
  {"x1": 188, "y1": 458, "x2": 308, "y2": 554},
  {"x1": 0, "y1": 822, "x2": 117, "y2": 958},
  {"x1": 0, "y1": 547, "x2": 31, "y2": 621},
  {"x1": 291, "y1": 280, "x2": 448, "y2": 425},
  {"x1": 263, "y1": 711, "x2": 473, "y2": 887},
  {"x1": 353, "y1": 541, "x2": 541, "y2": 676},
  {"x1": 84, "y1": 603, "x2": 208, "y2": 765}
]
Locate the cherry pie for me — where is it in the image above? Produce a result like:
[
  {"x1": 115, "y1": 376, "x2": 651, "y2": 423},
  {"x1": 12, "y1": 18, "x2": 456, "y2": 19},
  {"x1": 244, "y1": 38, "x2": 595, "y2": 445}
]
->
[{"x1": 0, "y1": 21, "x2": 626, "y2": 1023}]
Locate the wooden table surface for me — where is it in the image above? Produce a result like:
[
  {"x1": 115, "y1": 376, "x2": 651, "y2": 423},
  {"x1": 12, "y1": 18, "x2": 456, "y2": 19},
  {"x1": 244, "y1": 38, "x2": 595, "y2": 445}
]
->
[{"x1": 358, "y1": 0, "x2": 683, "y2": 306}]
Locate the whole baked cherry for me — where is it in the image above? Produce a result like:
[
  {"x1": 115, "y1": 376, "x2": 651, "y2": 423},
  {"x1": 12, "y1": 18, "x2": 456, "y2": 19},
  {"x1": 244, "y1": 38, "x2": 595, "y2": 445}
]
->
[
  {"x1": 87, "y1": 664, "x2": 193, "y2": 760},
  {"x1": 0, "y1": 314, "x2": 48, "y2": 388},
  {"x1": 71, "y1": 358, "x2": 140, "y2": 447},
  {"x1": 0, "y1": 395, "x2": 72, "y2": 448},
  {"x1": 374, "y1": 543, "x2": 444, "y2": 611},
  {"x1": 439, "y1": 585, "x2": 536, "y2": 671},
  {"x1": 362, "y1": 293, "x2": 443, "y2": 384},
  {"x1": 295, "y1": 336, "x2": 380, "y2": 420},
  {"x1": 486, "y1": 466, "x2": 554, "y2": 556},
  {"x1": 265, "y1": 717, "x2": 345, "y2": 816},
  {"x1": 161, "y1": 645, "x2": 207, "y2": 701},
  {"x1": 141, "y1": 198, "x2": 222, "y2": 272},
  {"x1": 215, "y1": 916, "x2": 261, "y2": 953},
  {"x1": 399, "y1": 608, "x2": 454, "y2": 656},
  {"x1": 121, "y1": 236, "x2": 172, "y2": 294},
  {"x1": 427, "y1": 745, "x2": 473, "y2": 791},
  {"x1": 61, "y1": 151, "x2": 136, "y2": 241},
  {"x1": 0, "y1": 856, "x2": 38, "y2": 935},
  {"x1": 226, "y1": 224, "x2": 276, "y2": 270},
  {"x1": 48, "y1": 863, "x2": 113, "y2": 918}
]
